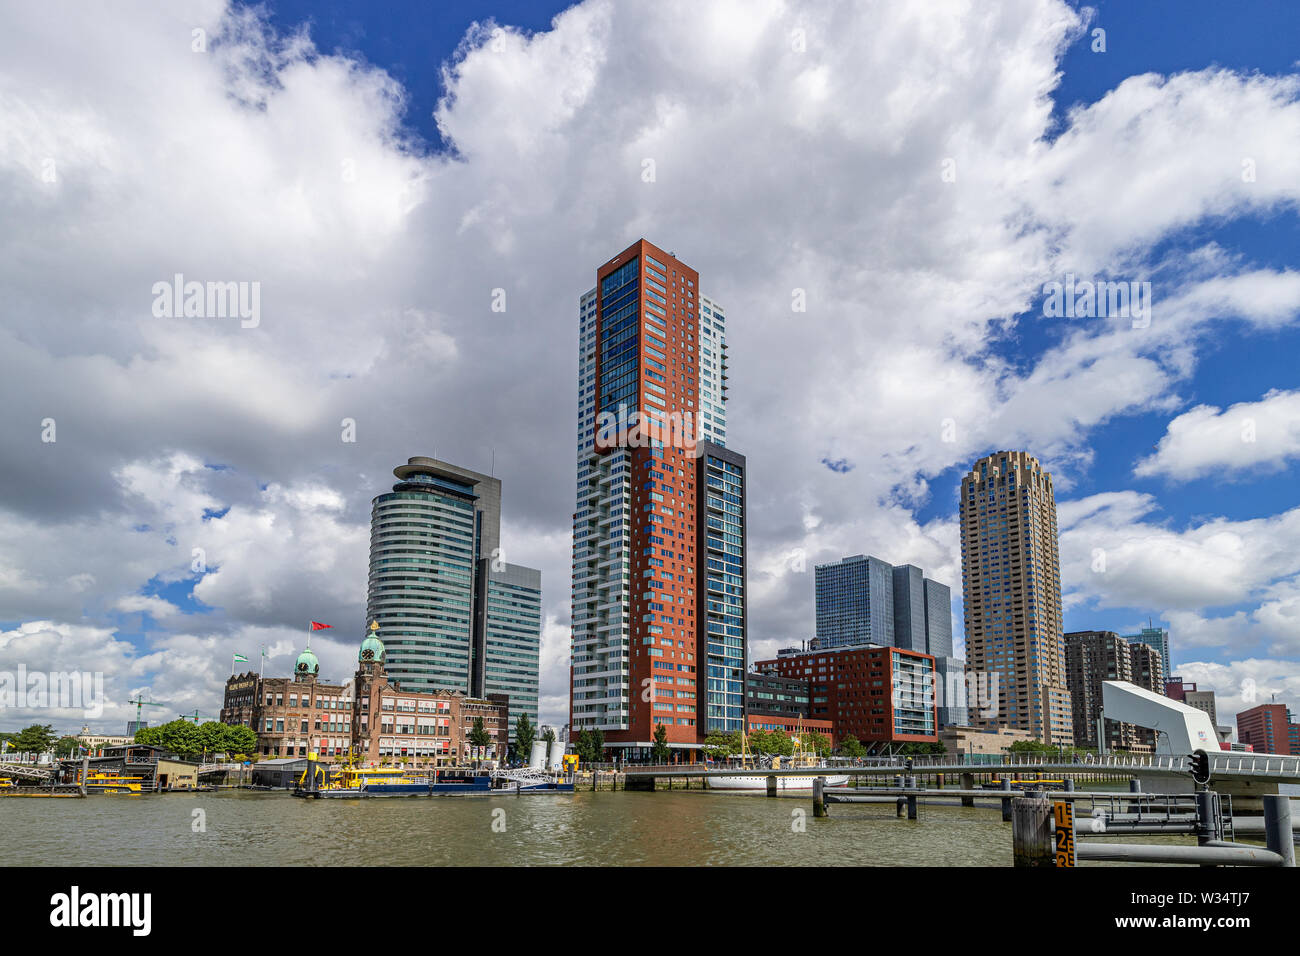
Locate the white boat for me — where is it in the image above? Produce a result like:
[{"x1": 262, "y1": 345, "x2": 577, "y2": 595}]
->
[
  {"x1": 708, "y1": 768, "x2": 850, "y2": 791},
  {"x1": 706, "y1": 735, "x2": 848, "y2": 791}
]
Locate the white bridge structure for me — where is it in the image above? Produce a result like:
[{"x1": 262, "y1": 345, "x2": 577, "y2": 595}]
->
[
  {"x1": 1101, "y1": 680, "x2": 1219, "y2": 755},
  {"x1": 1100, "y1": 679, "x2": 1300, "y2": 795}
]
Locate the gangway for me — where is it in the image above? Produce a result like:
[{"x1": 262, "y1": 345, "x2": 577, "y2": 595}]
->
[{"x1": 0, "y1": 763, "x2": 53, "y2": 782}]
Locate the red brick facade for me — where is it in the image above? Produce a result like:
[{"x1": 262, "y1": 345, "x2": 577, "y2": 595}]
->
[
  {"x1": 754, "y1": 646, "x2": 938, "y2": 749},
  {"x1": 594, "y1": 239, "x2": 703, "y2": 747}
]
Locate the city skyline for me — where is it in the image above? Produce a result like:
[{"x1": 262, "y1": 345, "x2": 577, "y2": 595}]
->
[{"x1": 5, "y1": 1, "x2": 1300, "y2": 742}]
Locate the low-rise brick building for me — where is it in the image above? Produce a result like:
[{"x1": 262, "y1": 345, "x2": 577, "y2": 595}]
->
[
  {"x1": 221, "y1": 625, "x2": 509, "y2": 767},
  {"x1": 754, "y1": 644, "x2": 937, "y2": 753}
]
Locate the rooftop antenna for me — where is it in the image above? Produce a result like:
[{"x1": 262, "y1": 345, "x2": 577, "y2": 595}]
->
[{"x1": 491, "y1": 447, "x2": 496, "y2": 477}]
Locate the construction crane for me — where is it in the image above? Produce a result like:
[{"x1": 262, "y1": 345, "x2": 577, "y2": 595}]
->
[
  {"x1": 127, "y1": 695, "x2": 166, "y2": 729},
  {"x1": 177, "y1": 710, "x2": 217, "y2": 724}
]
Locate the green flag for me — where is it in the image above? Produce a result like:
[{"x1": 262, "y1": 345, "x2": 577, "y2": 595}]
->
[{"x1": 233, "y1": 653, "x2": 249, "y2": 663}]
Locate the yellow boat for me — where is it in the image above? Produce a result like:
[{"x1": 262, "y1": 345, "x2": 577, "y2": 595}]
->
[{"x1": 81, "y1": 771, "x2": 147, "y2": 794}]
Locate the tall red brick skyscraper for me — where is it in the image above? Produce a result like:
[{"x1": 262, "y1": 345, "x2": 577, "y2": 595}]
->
[{"x1": 569, "y1": 239, "x2": 746, "y2": 759}]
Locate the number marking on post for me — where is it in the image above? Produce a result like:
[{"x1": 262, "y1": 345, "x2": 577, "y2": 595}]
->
[{"x1": 1053, "y1": 800, "x2": 1075, "y2": 867}]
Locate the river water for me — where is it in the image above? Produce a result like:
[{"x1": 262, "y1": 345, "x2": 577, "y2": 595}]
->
[{"x1": 0, "y1": 787, "x2": 1200, "y2": 866}]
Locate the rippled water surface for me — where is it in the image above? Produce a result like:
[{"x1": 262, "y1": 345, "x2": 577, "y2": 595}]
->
[{"x1": 0, "y1": 789, "x2": 1195, "y2": 866}]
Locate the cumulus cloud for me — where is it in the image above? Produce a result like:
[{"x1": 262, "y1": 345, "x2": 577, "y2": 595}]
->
[
  {"x1": 1135, "y1": 389, "x2": 1300, "y2": 481},
  {"x1": 1175, "y1": 658, "x2": 1300, "y2": 731},
  {"x1": 1060, "y1": 492, "x2": 1300, "y2": 611},
  {"x1": 1, "y1": 0, "x2": 1299, "y2": 730}
]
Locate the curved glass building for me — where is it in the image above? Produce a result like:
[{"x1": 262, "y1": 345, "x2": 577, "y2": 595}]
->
[
  {"x1": 366, "y1": 456, "x2": 541, "y2": 739},
  {"x1": 367, "y1": 457, "x2": 493, "y2": 696}
]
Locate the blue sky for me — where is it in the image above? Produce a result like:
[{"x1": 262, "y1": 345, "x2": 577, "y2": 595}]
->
[
  {"x1": 3, "y1": 0, "x2": 1300, "y2": 734},
  {"x1": 262, "y1": 0, "x2": 573, "y2": 150}
]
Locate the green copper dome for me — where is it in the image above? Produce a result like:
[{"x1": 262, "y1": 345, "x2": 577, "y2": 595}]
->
[
  {"x1": 359, "y1": 635, "x2": 385, "y2": 662},
  {"x1": 295, "y1": 647, "x2": 319, "y2": 676}
]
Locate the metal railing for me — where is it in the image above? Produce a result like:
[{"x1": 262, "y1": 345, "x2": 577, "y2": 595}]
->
[{"x1": 1018, "y1": 791, "x2": 1295, "y2": 867}]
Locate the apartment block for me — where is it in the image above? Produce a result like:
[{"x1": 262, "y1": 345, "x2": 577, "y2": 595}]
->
[
  {"x1": 959, "y1": 451, "x2": 1072, "y2": 746},
  {"x1": 1064, "y1": 630, "x2": 1163, "y2": 752},
  {"x1": 1236, "y1": 702, "x2": 1300, "y2": 756},
  {"x1": 569, "y1": 239, "x2": 746, "y2": 759}
]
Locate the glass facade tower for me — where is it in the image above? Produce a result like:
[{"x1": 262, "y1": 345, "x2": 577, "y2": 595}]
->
[
  {"x1": 1124, "y1": 625, "x2": 1171, "y2": 685},
  {"x1": 815, "y1": 555, "x2": 896, "y2": 648},
  {"x1": 475, "y1": 561, "x2": 543, "y2": 740},
  {"x1": 367, "y1": 459, "x2": 491, "y2": 695},
  {"x1": 699, "y1": 443, "x2": 746, "y2": 735},
  {"x1": 570, "y1": 239, "x2": 746, "y2": 757},
  {"x1": 368, "y1": 456, "x2": 541, "y2": 733}
]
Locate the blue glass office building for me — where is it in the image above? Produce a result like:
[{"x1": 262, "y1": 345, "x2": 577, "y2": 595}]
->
[
  {"x1": 1124, "y1": 625, "x2": 1171, "y2": 685},
  {"x1": 815, "y1": 555, "x2": 896, "y2": 648},
  {"x1": 700, "y1": 442, "x2": 746, "y2": 735}
]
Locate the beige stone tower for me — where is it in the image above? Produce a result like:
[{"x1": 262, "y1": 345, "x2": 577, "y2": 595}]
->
[{"x1": 959, "y1": 451, "x2": 1073, "y2": 746}]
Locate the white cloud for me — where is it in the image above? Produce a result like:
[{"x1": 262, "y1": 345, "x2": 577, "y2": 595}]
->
[
  {"x1": 114, "y1": 595, "x2": 181, "y2": 620},
  {"x1": 1175, "y1": 658, "x2": 1300, "y2": 732},
  {"x1": 1135, "y1": 389, "x2": 1300, "y2": 481},
  {"x1": 1059, "y1": 492, "x2": 1300, "y2": 612}
]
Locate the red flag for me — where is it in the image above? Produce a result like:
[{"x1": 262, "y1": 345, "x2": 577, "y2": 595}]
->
[{"x1": 310, "y1": 622, "x2": 332, "y2": 631}]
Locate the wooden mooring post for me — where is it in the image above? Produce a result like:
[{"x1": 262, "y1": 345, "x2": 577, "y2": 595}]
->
[
  {"x1": 812, "y1": 777, "x2": 827, "y2": 818},
  {"x1": 1012, "y1": 796, "x2": 1056, "y2": 867}
]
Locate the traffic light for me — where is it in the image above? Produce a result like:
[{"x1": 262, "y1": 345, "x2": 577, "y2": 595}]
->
[{"x1": 1190, "y1": 749, "x2": 1211, "y2": 785}]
